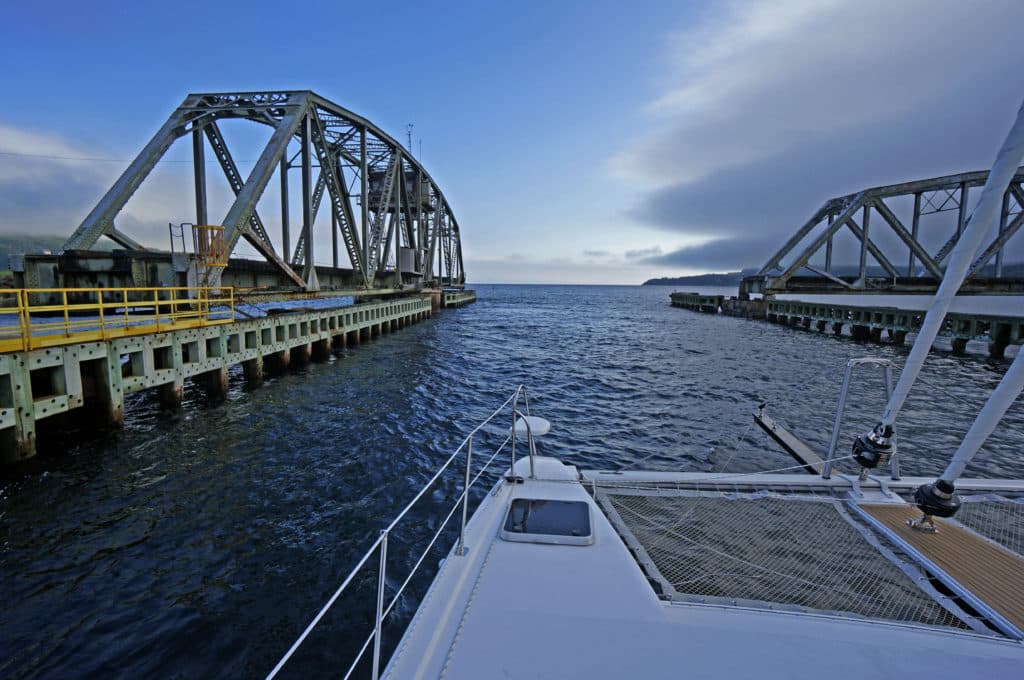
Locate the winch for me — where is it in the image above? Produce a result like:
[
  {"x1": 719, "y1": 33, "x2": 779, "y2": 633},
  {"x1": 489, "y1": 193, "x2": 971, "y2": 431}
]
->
[
  {"x1": 853, "y1": 424, "x2": 893, "y2": 470},
  {"x1": 907, "y1": 479, "x2": 962, "y2": 532}
]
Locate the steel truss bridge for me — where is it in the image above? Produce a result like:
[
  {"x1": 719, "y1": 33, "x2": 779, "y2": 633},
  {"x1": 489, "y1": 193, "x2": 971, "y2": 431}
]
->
[
  {"x1": 742, "y1": 167, "x2": 1024, "y2": 297},
  {"x1": 47, "y1": 91, "x2": 464, "y2": 296}
]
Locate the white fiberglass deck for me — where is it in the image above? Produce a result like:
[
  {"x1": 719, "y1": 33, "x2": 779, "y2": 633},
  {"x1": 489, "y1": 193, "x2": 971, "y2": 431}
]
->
[{"x1": 382, "y1": 458, "x2": 1024, "y2": 679}]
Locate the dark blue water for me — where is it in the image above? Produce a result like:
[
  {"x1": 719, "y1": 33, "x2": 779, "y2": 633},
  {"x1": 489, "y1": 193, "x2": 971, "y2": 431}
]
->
[{"x1": 2, "y1": 284, "x2": 1022, "y2": 677}]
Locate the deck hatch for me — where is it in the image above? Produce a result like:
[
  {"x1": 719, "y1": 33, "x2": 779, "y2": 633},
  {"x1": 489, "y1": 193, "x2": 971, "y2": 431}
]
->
[{"x1": 501, "y1": 499, "x2": 593, "y2": 546}]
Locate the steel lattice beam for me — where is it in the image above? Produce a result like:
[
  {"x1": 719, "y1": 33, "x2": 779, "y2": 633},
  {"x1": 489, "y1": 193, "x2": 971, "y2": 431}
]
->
[
  {"x1": 61, "y1": 90, "x2": 467, "y2": 291},
  {"x1": 745, "y1": 168, "x2": 1024, "y2": 296}
]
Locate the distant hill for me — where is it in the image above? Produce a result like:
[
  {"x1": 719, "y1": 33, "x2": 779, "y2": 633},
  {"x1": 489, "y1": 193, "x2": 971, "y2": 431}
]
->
[
  {"x1": 0, "y1": 234, "x2": 118, "y2": 271},
  {"x1": 644, "y1": 262, "x2": 1024, "y2": 287},
  {"x1": 0, "y1": 235, "x2": 69, "y2": 266},
  {"x1": 643, "y1": 272, "x2": 743, "y2": 286}
]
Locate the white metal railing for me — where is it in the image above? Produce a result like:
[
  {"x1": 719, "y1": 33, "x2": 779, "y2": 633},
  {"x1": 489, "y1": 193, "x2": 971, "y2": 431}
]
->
[
  {"x1": 266, "y1": 386, "x2": 535, "y2": 680},
  {"x1": 822, "y1": 358, "x2": 900, "y2": 480}
]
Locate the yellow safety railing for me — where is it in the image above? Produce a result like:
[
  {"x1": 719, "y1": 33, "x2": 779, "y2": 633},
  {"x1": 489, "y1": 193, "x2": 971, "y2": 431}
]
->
[{"x1": 0, "y1": 287, "x2": 234, "y2": 353}]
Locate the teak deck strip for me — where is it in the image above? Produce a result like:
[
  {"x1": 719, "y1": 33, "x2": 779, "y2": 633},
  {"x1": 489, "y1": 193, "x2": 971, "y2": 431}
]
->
[{"x1": 864, "y1": 504, "x2": 1024, "y2": 632}]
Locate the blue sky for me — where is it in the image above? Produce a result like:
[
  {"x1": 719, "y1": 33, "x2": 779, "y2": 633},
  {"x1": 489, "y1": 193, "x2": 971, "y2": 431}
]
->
[{"x1": 1, "y1": 1, "x2": 1022, "y2": 283}]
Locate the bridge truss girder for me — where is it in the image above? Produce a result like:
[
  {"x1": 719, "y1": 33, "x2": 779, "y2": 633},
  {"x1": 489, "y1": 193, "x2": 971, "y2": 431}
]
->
[
  {"x1": 63, "y1": 91, "x2": 466, "y2": 291},
  {"x1": 745, "y1": 168, "x2": 1024, "y2": 296}
]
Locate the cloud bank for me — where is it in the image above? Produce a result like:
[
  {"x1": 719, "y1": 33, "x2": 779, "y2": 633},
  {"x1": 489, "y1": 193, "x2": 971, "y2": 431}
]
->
[
  {"x1": 614, "y1": 0, "x2": 1024, "y2": 271},
  {"x1": 0, "y1": 126, "x2": 115, "y2": 234}
]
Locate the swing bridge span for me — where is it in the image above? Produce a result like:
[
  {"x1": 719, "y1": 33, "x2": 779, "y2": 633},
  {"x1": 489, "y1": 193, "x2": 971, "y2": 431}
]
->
[{"x1": 0, "y1": 90, "x2": 475, "y2": 463}]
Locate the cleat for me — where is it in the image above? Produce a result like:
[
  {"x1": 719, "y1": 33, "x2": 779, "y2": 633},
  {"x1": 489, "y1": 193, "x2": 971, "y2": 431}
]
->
[{"x1": 907, "y1": 515, "x2": 939, "y2": 533}]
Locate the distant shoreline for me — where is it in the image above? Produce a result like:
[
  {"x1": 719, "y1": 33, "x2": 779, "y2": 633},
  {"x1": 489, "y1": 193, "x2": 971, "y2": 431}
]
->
[{"x1": 642, "y1": 272, "x2": 742, "y2": 286}]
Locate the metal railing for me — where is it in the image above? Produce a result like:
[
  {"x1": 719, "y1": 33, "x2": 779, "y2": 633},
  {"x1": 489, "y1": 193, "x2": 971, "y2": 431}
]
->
[
  {"x1": 0, "y1": 287, "x2": 235, "y2": 353},
  {"x1": 267, "y1": 386, "x2": 535, "y2": 680},
  {"x1": 192, "y1": 225, "x2": 229, "y2": 267},
  {"x1": 822, "y1": 357, "x2": 900, "y2": 479}
]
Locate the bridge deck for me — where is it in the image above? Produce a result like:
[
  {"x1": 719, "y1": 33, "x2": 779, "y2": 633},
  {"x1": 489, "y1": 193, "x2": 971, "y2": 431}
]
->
[{"x1": 0, "y1": 294, "x2": 433, "y2": 463}]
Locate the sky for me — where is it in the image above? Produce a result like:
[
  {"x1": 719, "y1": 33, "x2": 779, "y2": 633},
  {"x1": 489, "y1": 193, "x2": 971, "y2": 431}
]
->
[{"x1": 0, "y1": 0, "x2": 1022, "y2": 284}]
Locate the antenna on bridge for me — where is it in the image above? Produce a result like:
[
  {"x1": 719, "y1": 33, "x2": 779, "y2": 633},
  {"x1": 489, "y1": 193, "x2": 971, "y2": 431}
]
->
[{"x1": 406, "y1": 123, "x2": 414, "y2": 152}]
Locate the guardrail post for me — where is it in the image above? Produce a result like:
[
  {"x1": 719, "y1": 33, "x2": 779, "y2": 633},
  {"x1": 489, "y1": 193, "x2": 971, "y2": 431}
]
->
[
  {"x1": 122, "y1": 288, "x2": 129, "y2": 331},
  {"x1": 97, "y1": 290, "x2": 106, "y2": 339},
  {"x1": 823, "y1": 361, "x2": 854, "y2": 479},
  {"x1": 62, "y1": 290, "x2": 70, "y2": 339},
  {"x1": 457, "y1": 434, "x2": 473, "y2": 556},
  {"x1": 884, "y1": 364, "x2": 900, "y2": 480},
  {"x1": 18, "y1": 290, "x2": 30, "y2": 351},
  {"x1": 372, "y1": 529, "x2": 388, "y2": 680},
  {"x1": 510, "y1": 398, "x2": 517, "y2": 477},
  {"x1": 154, "y1": 289, "x2": 161, "y2": 332}
]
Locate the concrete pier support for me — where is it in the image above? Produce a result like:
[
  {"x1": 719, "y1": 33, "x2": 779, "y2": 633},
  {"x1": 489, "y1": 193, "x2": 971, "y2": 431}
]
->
[
  {"x1": 291, "y1": 343, "x2": 312, "y2": 364},
  {"x1": 763, "y1": 297, "x2": 1022, "y2": 358},
  {"x1": 159, "y1": 380, "x2": 184, "y2": 408},
  {"x1": 990, "y1": 323, "x2": 1012, "y2": 359},
  {"x1": 334, "y1": 333, "x2": 347, "y2": 349},
  {"x1": 199, "y1": 367, "x2": 229, "y2": 399},
  {"x1": 84, "y1": 352, "x2": 124, "y2": 427},
  {"x1": 801, "y1": 318, "x2": 811, "y2": 330},
  {"x1": 2, "y1": 358, "x2": 36, "y2": 462},
  {"x1": 265, "y1": 349, "x2": 291, "y2": 373},
  {"x1": 815, "y1": 320, "x2": 826, "y2": 332},
  {"x1": 312, "y1": 338, "x2": 331, "y2": 361},
  {"x1": 243, "y1": 356, "x2": 264, "y2": 385},
  {"x1": 430, "y1": 291, "x2": 441, "y2": 312}
]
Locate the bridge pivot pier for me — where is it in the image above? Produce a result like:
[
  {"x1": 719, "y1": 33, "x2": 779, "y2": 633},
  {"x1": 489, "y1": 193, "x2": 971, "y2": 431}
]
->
[
  {"x1": 669, "y1": 292, "x2": 723, "y2": 314},
  {"x1": 764, "y1": 299, "x2": 1022, "y2": 356},
  {"x1": 441, "y1": 290, "x2": 477, "y2": 308},
  {"x1": 672, "y1": 295, "x2": 1022, "y2": 358}
]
